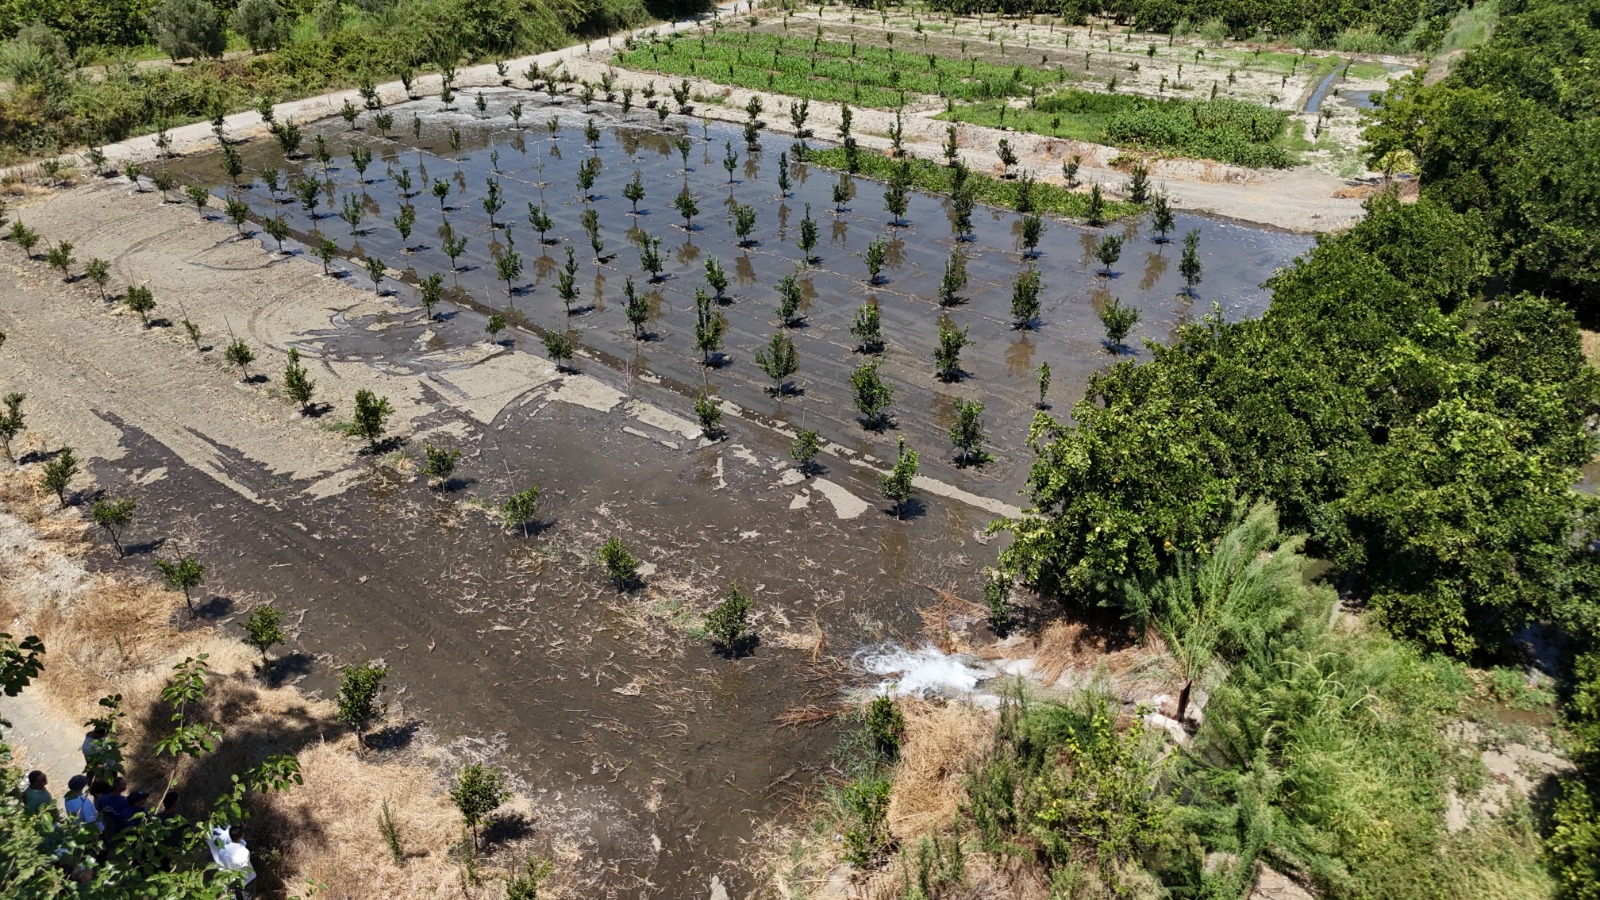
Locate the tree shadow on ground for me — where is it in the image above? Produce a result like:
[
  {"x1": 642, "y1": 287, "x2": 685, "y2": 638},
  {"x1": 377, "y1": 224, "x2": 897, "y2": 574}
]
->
[
  {"x1": 362, "y1": 719, "x2": 423, "y2": 754},
  {"x1": 481, "y1": 811, "x2": 534, "y2": 851},
  {"x1": 885, "y1": 498, "x2": 928, "y2": 521},
  {"x1": 264, "y1": 652, "x2": 315, "y2": 687}
]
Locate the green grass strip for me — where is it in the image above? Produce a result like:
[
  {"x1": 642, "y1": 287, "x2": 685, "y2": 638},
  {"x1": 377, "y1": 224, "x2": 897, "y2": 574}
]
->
[{"x1": 798, "y1": 145, "x2": 1142, "y2": 224}]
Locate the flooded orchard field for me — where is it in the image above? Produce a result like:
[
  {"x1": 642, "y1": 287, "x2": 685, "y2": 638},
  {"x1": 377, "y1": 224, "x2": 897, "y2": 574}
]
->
[
  {"x1": 134, "y1": 89, "x2": 1312, "y2": 895},
  {"x1": 164, "y1": 88, "x2": 1311, "y2": 498}
]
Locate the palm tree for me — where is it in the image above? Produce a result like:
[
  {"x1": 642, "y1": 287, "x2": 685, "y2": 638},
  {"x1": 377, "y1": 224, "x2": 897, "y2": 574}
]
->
[{"x1": 1122, "y1": 504, "x2": 1306, "y2": 724}]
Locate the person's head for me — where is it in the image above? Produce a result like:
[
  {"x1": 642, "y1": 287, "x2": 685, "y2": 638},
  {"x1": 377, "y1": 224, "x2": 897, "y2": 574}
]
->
[
  {"x1": 229, "y1": 822, "x2": 247, "y2": 842},
  {"x1": 161, "y1": 792, "x2": 178, "y2": 813},
  {"x1": 127, "y1": 790, "x2": 149, "y2": 810},
  {"x1": 110, "y1": 776, "x2": 126, "y2": 795},
  {"x1": 89, "y1": 780, "x2": 110, "y2": 798},
  {"x1": 67, "y1": 775, "x2": 88, "y2": 795},
  {"x1": 87, "y1": 726, "x2": 106, "y2": 740},
  {"x1": 27, "y1": 771, "x2": 46, "y2": 790}
]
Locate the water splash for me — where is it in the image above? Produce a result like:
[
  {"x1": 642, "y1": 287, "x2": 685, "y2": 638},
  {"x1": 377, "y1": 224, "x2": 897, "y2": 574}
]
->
[{"x1": 858, "y1": 643, "x2": 991, "y2": 698}]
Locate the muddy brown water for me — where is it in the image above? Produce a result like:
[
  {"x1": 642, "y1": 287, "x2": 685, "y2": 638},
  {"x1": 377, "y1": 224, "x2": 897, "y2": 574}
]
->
[{"x1": 141, "y1": 91, "x2": 1311, "y2": 896}]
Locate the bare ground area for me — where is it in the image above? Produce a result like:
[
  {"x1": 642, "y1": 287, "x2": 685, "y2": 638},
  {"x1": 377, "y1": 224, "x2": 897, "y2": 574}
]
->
[{"x1": 0, "y1": 179, "x2": 1027, "y2": 896}]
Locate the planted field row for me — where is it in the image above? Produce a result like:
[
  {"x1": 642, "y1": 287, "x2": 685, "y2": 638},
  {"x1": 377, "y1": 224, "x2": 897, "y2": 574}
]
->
[
  {"x1": 940, "y1": 91, "x2": 1294, "y2": 167},
  {"x1": 615, "y1": 30, "x2": 1063, "y2": 108}
]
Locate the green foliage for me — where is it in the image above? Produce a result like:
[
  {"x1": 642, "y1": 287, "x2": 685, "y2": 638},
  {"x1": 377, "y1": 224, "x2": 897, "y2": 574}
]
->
[
  {"x1": 850, "y1": 358, "x2": 893, "y2": 429},
  {"x1": 944, "y1": 90, "x2": 1294, "y2": 167},
  {"x1": 283, "y1": 347, "x2": 315, "y2": 412},
  {"x1": 506, "y1": 857, "x2": 554, "y2": 900},
  {"x1": 348, "y1": 389, "x2": 393, "y2": 450},
  {"x1": 840, "y1": 774, "x2": 893, "y2": 866},
  {"x1": 617, "y1": 30, "x2": 1061, "y2": 110},
  {"x1": 774, "y1": 272, "x2": 803, "y2": 327},
  {"x1": 998, "y1": 194, "x2": 1596, "y2": 659},
  {"x1": 880, "y1": 435, "x2": 918, "y2": 519},
  {"x1": 1011, "y1": 266, "x2": 1041, "y2": 328},
  {"x1": 949, "y1": 399, "x2": 988, "y2": 467},
  {"x1": 90, "y1": 496, "x2": 136, "y2": 556},
  {"x1": 1098, "y1": 297, "x2": 1141, "y2": 351},
  {"x1": 421, "y1": 443, "x2": 460, "y2": 486},
  {"x1": 243, "y1": 604, "x2": 285, "y2": 665},
  {"x1": 150, "y1": 0, "x2": 225, "y2": 63},
  {"x1": 336, "y1": 660, "x2": 387, "y2": 748},
  {"x1": 44, "y1": 239, "x2": 72, "y2": 279},
  {"x1": 790, "y1": 428, "x2": 822, "y2": 473},
  {"x1": 705, "y1": 584, "x2": 754, "y2": 655},
  {"x1": 0, "y1": 392, "x2": 24, "y2": 461},
  {"x1": 231, "y1": 0, "x2": 290, "y2": 54},
  {"x1": 933, "y1": 319, "x2": 969, "y2": 382},
  {"x1": 224, "y1": 337, "x2": 255, "y2": 379},
  {"x1": 500, "y1": 485, "x2": 541, "y2": 535},
  {"x1": 124, "y1": 283, "x2": 156, "y2": 325},
  {"x1": 154, "y1": 553, "x2": 205, "y2": 616},
  {"x1": 40, "y1": 445, "x2": 77, "y2": 505},
  {"x1": 755, "y1": 331, "x2": 798, "y2": 395},
  {"x1": 850, "y1": 301, "x2": 882, "y2": 353},
  {"x1": 865, "y1": 696, "x2": 905, "y2": 760},
  {"x1": 597, "y1": 537, "x2": 639, "y2": 589},
  {"x1": 801, "y1": 146, "x2": 1139, "y2": 223},
  {"x1": 451, "y1": 763, "x2": 508, "y2": 852},
  {"x1": 693, "y1": 389, "x2": 723, "y2": 439},
  {"x1": 542, "y1": 329, "x2": 575, "y2": 370}
]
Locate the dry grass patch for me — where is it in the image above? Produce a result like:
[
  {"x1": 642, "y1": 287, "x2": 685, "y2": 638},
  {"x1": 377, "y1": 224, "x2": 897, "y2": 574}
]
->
[{"x1": 886, "y1": 698, "x2": 991, "y2": 841}]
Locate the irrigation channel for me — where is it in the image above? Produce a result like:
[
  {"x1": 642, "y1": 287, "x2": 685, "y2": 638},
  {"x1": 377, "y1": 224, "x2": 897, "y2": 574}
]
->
[{"x1": 148, "y1": 89, "x2": 1314, "y2": 894}]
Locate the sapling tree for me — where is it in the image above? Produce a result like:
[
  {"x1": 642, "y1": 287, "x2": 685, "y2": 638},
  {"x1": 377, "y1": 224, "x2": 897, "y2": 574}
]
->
[
  {"x1": 623, "y1": 171, "x2": 645, "y2": 213},
  {"x1": 9, "y1": 221, "x2": 39, "y2": 257},
  {"x1": 263, "y1": 215, "x2": 290, "y2": 253},
  {"x1": 349, "y1": 389, "x2": 393, "y2": 450},
  {"x1": 41, "y1": 446, "x2": 78, "y2": 506},
  {"x1": 225, "y1": 338, "x2": 256, "y2": 380},
  {"x1": 676, "y1": 136, "x2": 691, "y2": 170},
  {"x1": 1126, "y1": 162, "x2": 1150, "y2": 204},
  {"x1": 951, "y1": 187, "x2": 976, "y2": 241},
  {"x1": 452, "y1": 763, "x2": 508, "y2": 854},
  {"x1": 485, "y1": 314, "x2": 506, "y2": 342},
  {"x1": 1099, "y1": 297, "x2": 1141, "y2": 352},
  {"x1": 557, "y1": 245, "x2": 581, "y2": 314},
  {"x1": 336, "y1": 660, "x2": 387, "y2": 754},
  {"x1": 883, "y1": 178, "x2": 909, "y2": 227},
  {"x1": 791, "y1": 429, "x2": 822, "y2": 473},
  {"x1": 182, "y1": 319, "x2": 202, "y2": 350},
  {"x1": 704, "y1": 256, "x2": 729, "y2": 302},
  {"x1": 623, "y1": 276, "x2": 649, "y2": 339},
  {"x1": 418, "y1": 273, "x2": 444, "y2": 321},
  {"x1": 694, "y1": 389, "x2": 724, "y2": 439},
  {"x1": 1086, "y1": 182, "x2": 1107, "y2": 227},
  {"x1": 46, "y1": 241, "x2": 74, "y2": 279},
  {"x1": 674, "y1": 186, "x2": 699, "y2": 230},
  {"x1": 500, "y1": 485, "x2": 541, "y2": 536},
  {"x1": 1019, "y1": 214, "x2": 1045, "y2": 258},
  {"x1": 996, "y1": 138, "x2": 1018, "y2": 177},
  {"x1": 706, "y1": 585, "x2": 754, "y2": 657},
  {"x1": 637, "y1": 233, "x2": 664, "y2": 282},
  {"x1": 339, "y1": 193, "x2": 364, "y2": 235},
  {"x1": 184, "y1": 184, "x2": 210, "y2": 216},
  {"x1": 798, "y1": 204, "x2": 818, "y2": 263},
  {"x1": 350, "y1": 146, "x2": 372, "y2": 182},
  {"x1": 879, "y1": 436, "x2": 918, "y2": 519},
  {"x1": 153, "y1": 170, "x2": 178, "y2": 201},
  {"x1": 364, "y1": 255, "x2": 385, "y2": 294},
  {"x1": 75, "y1": 253, "x2": 105, "y2": 291},
  {"x1": 1095, "y1": 234, "x2": 1124, "y2": 276},
  {"x1": 292, "y1": 175, "x2": 320, "y2": 216},
  {"x1": 441, "y1": 224, "x2": 468, "y2": 271},
  {"x1": 851, "y1": 302, "x2": 883, "y2": 353},
  {"x1": 775, "y1": 272, "x2": 805, "y2": 327},
  {"x1": 790, "y1": 96, "x2": 810, "y2": 135},
  {"x1": 949, "y1": 399, "x2": 989, "y2": 466},
  {"x1": 432, "y1": 178, "x2": 450, "y2": 211},
  {"x1": 154, "y1": 554, "x2": 205, "y2": 616},
  {"x1": 244, "y1": 604, "x2": 285, "y2": 670},
  {"x1": 422, "y1": 443, "x2": 461, "y2": 488},
  {"x1": 1011, "y1": 267, "x2": 1042, "y2": 329},
  {"x1": 694, "y1": 289, "x2": 725, "y2": 366},
  {"x1": 91, "y1": 497, "x2": 136, "y2": 556},
  {"x1": 597, "y1": 537, "x2": 639, "y2": 589},
  {"x1": 1150, "y1": 193, "x2": 1175, "y2": 243},
  {"x1": 0, "y1": 393, "x2": 24, "y2": 462},
  {"x1": 576, "y1": 157, "x2": 600, "y2": 201},
  {"x1": 938, "y1": 251, "x2": 967, "y2": 307},
  {"x1": 496, "y1": 249, "x2": 523, "y2": 298},
  {"x1": 313, "y1": 233, "x2": 339, "y2": 275},
  {"x1": 933, "y1": 319, "x2": 969, "y2": 382},
  {"x1": 1179, "y1": 228, "x2": 1203, "y2": 296},
  {"x1": 777, "y1": 151, "x2": 791, "y2": 197},
  {"x1": 832, "y1": 177, "x2": 850, "y2": 213},
  {"x1": 581, "y1": 208, "x2": 604, "y2": 262},
  {"x1": 984, "y1": 569, "x2": 1012, "y2": 635},
  {"x1": 722, "y1": 141, "x2": 738, "y2": 183},
  {"x1": 1062, "y1": 154, "x2": 1081, "y2": 186},
  {"x1": 863, "y1": 237, "x2": 887, "y2": 284},
  {"x1": 755, "y1": 332, "x2": 799, "y2": 395},
  {"x1": 542, "y1": 330, "x2": 576, "y2": 371},
  {"x1": 124, "y1": 285, "x2": 156, "y2": 326},
  {"x1": 481, "y1": 178, "x2": 504, "y2": 226},
  {"x1": 394, "y1": 167, "x2": 412, "y2": 198},
  {"x1": 527, "y1": 204, "x2": 554, "y2": 243},
  {"x1": 283, "y1": 347, "x2": 316, "y2": 413},
  {"x1": 733, "y1": 204, "x2": 757, "y2": 247},
  {"x1": 850, "y1": 359, "x2": 894, "y2": 429},
  {"x1": 1037, "y1": 361, "x2": 1051, "y2": 409}
]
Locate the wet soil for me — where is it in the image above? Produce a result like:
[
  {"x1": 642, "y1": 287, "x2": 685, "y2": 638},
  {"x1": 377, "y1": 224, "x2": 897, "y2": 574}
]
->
[{"x1": 162, "y1": 91, "x2": 1309, "y2": 499}]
